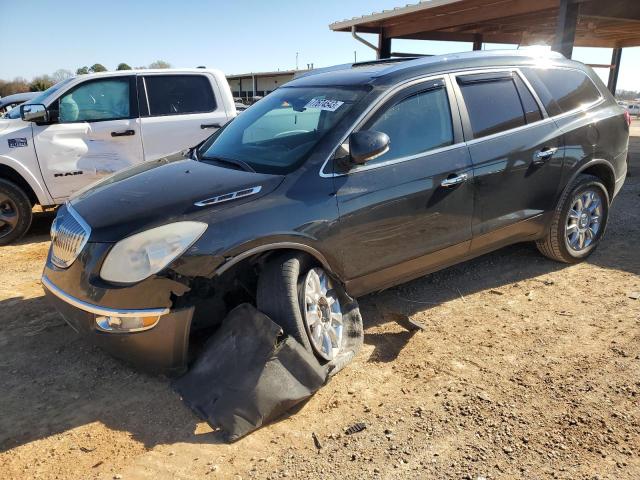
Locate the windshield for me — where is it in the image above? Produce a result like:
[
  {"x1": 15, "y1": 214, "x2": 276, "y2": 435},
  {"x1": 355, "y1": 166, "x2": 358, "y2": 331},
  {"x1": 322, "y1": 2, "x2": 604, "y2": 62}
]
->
[
  {"x1": 27, "y1": 78, "x2": 75, "y2": 106},
  {"x1": 198, "y1": 86, "x2": 368, "y2": 174}
]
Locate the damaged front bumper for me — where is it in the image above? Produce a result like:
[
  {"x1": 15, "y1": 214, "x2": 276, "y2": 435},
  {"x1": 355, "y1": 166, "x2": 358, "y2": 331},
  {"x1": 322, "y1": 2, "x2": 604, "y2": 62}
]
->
[{"x1": 42, "y1": 275, "x2": 193, "y2": 375}]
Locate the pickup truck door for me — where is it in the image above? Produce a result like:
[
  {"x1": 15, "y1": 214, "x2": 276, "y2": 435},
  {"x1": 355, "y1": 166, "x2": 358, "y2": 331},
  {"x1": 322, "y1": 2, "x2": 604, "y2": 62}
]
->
[
  {"x1": 138, "y1": 74, "x2": 230, "y2": 161},
  {"x1": 334, "y1": 77, "x2": 474, "y2": 295},
  {"x1": 32, "y1": 75, "x2": 143, "y2": 200}
]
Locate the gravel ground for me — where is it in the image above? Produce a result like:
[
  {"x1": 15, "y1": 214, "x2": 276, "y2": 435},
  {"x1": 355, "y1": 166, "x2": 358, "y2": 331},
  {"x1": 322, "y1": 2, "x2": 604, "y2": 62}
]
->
[{"x1": 0, "y1": 128, "x2": 638, "y2": 480}]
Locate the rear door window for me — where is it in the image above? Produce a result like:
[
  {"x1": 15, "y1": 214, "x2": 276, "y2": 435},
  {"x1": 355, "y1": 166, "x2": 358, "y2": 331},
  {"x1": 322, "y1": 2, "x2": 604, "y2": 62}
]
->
[
  {"x1": 458, "y1": 75, "x2": 527, "y2": 139},
  {"x1": 521, "y1": 68, "x2": 601, "y2": 116},
  {"x1": 143, "y1": 75, "x2": 216, "y2": 116},
  {"x1": 363, "y1": 79, "x2": 454, "y2": 164}
]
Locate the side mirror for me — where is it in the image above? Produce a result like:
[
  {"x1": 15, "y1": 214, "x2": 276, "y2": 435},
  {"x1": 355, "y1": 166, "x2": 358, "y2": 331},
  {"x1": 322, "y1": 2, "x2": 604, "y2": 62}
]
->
[
  {"x1": 20, "y1": 103, "x2": 49, "y2": 123},
  {"x1": 349, "y1": 130, "x2": 390, "y2": 165}
]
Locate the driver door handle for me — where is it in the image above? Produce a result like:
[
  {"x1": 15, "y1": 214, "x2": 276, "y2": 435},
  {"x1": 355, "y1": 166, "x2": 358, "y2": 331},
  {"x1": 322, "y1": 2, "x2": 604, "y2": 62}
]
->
[
  {"x1": 201, "y1": 123, "x2": 221, "y2": 129},
  {"x1": 441, "y1": 173, "x2": 468, "y2": 188},
  {"x1": 111, "y1": 129, "x2": 135, "y2": 137},
  {"x1": 533, "y1": 147, "x2": 558, "y2": 164}
]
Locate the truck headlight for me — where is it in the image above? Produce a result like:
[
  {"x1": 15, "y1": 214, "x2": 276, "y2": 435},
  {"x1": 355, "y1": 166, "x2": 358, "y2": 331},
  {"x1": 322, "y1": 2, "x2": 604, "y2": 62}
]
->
[{"x1": 100, "y1": 222, "x2": 207, "y2": 284}]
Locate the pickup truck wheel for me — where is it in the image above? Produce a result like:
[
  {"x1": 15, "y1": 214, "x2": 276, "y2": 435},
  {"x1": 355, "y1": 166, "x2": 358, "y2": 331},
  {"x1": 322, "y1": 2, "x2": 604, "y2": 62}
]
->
[
  {"x1": 0, "y1": 179, "x2": 33, "y2": 245},
  {"x1": 256, "y1": 252, "x2": 344, "y2": 362},
  {"x1": 536, "y1": 174, "x2": 609, "y2": 263}
]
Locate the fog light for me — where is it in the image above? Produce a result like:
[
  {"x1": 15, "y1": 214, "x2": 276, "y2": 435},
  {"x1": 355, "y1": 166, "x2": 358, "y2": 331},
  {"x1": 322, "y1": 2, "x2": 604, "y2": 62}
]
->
[{"x1": 96, "y1": 315, "x2": 160, "y2": 333}]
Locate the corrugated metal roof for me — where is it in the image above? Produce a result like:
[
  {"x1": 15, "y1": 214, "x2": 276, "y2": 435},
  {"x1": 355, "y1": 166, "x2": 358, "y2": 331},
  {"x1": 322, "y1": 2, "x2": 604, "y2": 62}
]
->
[{"x1": 329, "y1": 0, "x2": 464, "y2": 31}]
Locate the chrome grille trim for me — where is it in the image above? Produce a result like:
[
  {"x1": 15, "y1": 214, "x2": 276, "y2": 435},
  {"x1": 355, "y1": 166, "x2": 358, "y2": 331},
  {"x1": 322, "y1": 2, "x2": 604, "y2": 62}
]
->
[
  {"x1": 194, "y1": 185, "x2": 262, "y2": 207},
  {"x1": 50, "y1": 204, "x2": 91, "y2": 269}
]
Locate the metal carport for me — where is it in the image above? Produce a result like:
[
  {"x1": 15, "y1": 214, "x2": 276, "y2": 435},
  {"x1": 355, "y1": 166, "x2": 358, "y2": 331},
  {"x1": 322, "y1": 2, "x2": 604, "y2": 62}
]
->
[{"x1": 330, "y1": 0, "x2": 640, "y2": 94}]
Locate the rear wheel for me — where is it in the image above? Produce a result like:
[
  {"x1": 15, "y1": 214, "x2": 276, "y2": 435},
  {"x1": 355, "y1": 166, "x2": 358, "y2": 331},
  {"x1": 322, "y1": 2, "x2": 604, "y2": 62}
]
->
[
  {"x1": 256, "y1": 252, "x2": 345, "y2": 362},
  {"x1": 536, "y1": 174, "x2": 609, "y2": 263},
  {"x1": 0, "y1": 179, "x2": 33, "y2": 246}
]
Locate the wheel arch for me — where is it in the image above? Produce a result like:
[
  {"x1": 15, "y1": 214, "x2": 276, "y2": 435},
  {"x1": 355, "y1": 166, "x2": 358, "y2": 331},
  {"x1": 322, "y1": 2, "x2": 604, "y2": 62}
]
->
[
  {"x1": 215, "y1": 242, "x2": 336, "y2": 278},
  {"x1": 566, "y1": 159, "x2": 615, "y2": 200},
  {"x1": 0, "y1": 159, "x2": 52, "y2": 206}
]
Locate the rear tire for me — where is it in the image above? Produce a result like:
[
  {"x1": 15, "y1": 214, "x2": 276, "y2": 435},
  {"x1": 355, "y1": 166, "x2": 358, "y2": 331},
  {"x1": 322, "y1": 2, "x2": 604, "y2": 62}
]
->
[
  {"x1": 536, "y1": 174, "x2": 609, "y2": 263},
  {"x1": 0, "y1": 179, "x2": 33, "y2": 246}
]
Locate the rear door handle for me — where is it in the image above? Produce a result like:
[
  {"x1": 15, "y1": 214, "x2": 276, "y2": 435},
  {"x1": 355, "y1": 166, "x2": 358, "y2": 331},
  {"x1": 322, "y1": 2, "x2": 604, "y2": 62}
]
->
[
  {"x1": 440, "y1": 173, "x2": 468, "y2": 188},
  {"x1": 533, "y1": 147, "x2": 558, "y2": 164},
  {"x1": 201, "y1": 123, "x2": 221, "y2": 129},
  {"x1": 111, "y1": 129, "x2": 135, "y2": 137}
]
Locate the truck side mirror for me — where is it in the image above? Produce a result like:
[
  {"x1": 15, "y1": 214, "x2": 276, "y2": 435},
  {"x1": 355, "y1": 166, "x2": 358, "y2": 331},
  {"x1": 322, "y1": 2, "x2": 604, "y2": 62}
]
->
[
  {"x1": 20, "y1": 103, "x2": 49, "y2": 123},
  {"x1": 348, "y1": 130, "x2": 390, "y2": 165}
]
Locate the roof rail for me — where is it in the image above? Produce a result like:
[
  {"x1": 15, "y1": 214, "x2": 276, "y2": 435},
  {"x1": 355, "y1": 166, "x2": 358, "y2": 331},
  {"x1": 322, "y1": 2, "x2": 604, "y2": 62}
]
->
[{"x1": 352, "y1": 57, "x2": 419, "y2": 67}]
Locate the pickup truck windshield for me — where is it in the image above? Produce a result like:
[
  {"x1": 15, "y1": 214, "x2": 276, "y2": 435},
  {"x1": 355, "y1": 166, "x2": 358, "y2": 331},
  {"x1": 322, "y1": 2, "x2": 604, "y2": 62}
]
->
[{"x1": 199, "y1": 86, "x2": 368, "y2": 174}]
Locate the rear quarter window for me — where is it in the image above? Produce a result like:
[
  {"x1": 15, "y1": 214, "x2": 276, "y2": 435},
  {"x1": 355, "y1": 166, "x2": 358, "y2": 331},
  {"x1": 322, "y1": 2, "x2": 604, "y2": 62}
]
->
[
  {"x1": 522, "y1": 68, "x2": 601, "y2": 116},
  {"x1": 143, "y1": 75, "x2": 216, "y2": 116}
]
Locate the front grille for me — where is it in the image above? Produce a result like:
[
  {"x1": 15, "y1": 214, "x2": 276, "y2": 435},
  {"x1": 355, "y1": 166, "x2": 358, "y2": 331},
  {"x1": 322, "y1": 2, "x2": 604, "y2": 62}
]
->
[{"x1": 50, "y1": 205, "x2": 91, "y2": 269}]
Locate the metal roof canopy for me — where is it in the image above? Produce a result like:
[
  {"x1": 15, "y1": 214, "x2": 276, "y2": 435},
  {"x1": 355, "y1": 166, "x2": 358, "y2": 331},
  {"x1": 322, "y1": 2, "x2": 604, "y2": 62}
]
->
[{"x1": 330, "y1": 0, "x2": 640, "y2": 93}]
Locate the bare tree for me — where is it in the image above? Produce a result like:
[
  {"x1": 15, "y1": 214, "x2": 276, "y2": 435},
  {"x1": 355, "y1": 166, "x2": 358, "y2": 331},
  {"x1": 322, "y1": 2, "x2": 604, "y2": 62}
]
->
[
  {"x1": 52, "y1": 69, "x2": 73, "y2": 83},
  {"x1": 148, "y1": 60, "x2": 171, "y2": 69}
]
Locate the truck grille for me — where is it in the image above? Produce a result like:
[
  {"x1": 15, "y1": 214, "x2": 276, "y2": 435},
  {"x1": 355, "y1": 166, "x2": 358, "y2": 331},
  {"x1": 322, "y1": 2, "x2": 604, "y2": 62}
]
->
[{"x1": 50, "y1": 205, "x2": 91, "y2": 269}]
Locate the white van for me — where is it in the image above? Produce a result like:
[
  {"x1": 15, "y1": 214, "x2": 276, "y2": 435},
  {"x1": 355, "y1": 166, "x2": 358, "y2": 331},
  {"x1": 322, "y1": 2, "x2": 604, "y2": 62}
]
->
[{"x1": 0, "y1": 69, "x2": 236, "y2": 244}]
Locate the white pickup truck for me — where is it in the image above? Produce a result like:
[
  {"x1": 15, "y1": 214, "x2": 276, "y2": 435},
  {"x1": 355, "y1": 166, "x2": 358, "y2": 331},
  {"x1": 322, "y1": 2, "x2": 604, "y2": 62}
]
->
[{"x1": 0, "y1": 68, "x2": 236, "y2": 244}]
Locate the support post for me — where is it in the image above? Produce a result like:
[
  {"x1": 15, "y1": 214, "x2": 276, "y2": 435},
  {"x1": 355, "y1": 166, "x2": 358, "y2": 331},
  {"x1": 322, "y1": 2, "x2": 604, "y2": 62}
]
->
[
  {"x1": 378, "y1": 32, "x2": 391, "y2": 59},
  {"x1": 552, "y1": 0, "x2": 578, "y2": 58},
  {"x1": 473, "y1": 34, "x2": 483, "y2": 51},
  {"x1": 607, "y1": 47, "x2": 622, "y2": 96}
]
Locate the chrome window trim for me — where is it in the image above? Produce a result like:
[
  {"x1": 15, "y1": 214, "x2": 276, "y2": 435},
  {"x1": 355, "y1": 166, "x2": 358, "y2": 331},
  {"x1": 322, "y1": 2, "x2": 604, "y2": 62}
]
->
[
  {"x1": 319, "y1": 73, "x2": 455, "y2": 178},
  {"x1": 318, "y1": 63, "x2": 604, "y2": 178},
  {"x1": 194, "y1": 185, "x2": 262, "y2": 207},
  {"x1": 42, "y1": 275, "x2": 170, "y2": 318}
]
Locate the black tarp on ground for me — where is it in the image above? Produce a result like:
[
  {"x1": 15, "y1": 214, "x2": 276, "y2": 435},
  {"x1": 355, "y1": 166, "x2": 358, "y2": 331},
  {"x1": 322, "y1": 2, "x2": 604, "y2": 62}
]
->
[{"x1": 173, "y1": 301, "x2": 362, "y2": 442}]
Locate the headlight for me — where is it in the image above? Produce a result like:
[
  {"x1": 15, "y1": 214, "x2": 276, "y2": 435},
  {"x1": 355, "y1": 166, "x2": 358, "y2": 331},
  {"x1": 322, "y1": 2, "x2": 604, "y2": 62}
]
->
[{"x1": 100, "y1": 222, "x2": 207, "y2": 284}]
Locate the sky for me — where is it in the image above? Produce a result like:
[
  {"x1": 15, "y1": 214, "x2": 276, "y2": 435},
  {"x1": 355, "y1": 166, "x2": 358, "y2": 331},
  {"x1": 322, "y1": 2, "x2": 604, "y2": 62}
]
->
[{"x1": 1, "y1": 0, "x2": 639, "y2": 92}]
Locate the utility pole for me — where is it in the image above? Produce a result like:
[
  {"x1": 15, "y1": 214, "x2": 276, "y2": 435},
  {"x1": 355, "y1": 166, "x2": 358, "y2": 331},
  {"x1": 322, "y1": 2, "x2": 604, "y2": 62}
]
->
[
  {"x1": 354, "y1": 50, "x2": 357, "y2": 63},
  {"x1": 296, "y1": 52, "x2": 299, "y2": 70}
]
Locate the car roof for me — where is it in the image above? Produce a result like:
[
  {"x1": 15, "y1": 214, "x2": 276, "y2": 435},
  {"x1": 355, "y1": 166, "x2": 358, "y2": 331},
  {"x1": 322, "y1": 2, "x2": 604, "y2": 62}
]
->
[
  {"x1": 70, "y1": 68, "x2": 225, "y2": 81},
  {"x1": 0, "y1": 92, "x2": 38, "y2": 107},
  {"x1": 286, "y1": 49, "x2": 580, "y2": 88}
]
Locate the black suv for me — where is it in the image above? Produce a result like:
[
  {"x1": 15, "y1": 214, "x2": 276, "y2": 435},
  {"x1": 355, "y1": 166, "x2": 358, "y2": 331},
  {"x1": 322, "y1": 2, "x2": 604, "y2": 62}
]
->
[{"x1": 42, "y1": 51, "x2": 629, "y2": 374}]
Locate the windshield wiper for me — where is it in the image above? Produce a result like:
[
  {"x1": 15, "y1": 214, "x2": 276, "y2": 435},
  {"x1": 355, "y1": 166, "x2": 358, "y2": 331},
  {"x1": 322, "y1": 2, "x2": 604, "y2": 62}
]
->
[{"x1": 200, "y1": 155, "x2": 255, "y2": 173}]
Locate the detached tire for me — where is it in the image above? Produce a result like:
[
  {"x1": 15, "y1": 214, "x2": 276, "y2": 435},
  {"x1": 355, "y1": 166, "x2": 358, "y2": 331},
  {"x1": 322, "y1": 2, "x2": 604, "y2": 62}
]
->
[
  {"x1": 0, "y1": 179, "x2": 33, "y2": 246},
  {"x1": 536, "y1": 174, "x2": 609, "y2": 263}
]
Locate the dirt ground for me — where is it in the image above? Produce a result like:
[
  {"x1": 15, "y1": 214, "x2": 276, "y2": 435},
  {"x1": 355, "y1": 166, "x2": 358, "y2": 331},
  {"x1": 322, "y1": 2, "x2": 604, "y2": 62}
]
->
[{"x1": 1, "y1": 126, "x2": 639, "y2": 480}]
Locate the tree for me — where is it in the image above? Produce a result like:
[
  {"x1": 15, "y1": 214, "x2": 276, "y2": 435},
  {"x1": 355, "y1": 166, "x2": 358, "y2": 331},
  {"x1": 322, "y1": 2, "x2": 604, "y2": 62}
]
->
[
  {"x1": 89, "y1": 63, "x2": 107, "y2": 73},
  {"x1": 76, "y1": 66, "x2": 89, "y2": 75},
  {"x1": 0, "y1": 77, "x2": 30, "y2": 96},
  {"x1": 116, "y1": 63, "x2": 132, "y2": 70},
  {"x1": 30, "y1": 75, "x2": 54, "y2": 92},
  {"x1": 148, "y1": 60, "x2": 171, "y2": 69},
  {"x1": 52, "y1": 69, "x2": 73, "y2": 82}
]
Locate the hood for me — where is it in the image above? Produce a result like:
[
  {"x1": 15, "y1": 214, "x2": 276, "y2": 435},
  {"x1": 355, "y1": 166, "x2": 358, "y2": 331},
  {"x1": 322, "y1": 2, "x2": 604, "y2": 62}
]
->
[
  {"x1": 71, "y1": 154, "x2": 284, "y2": 242},
  {"x1": 0, "y1": 117, "x2": 27, "y2": 136}
]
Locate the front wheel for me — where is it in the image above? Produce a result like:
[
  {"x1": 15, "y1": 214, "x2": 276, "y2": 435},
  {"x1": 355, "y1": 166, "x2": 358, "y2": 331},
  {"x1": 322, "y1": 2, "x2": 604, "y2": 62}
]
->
[
  {"x1": 0, "y1": 179, "x2": 33, "y2": 246},
  {"x1": 256, "y1": 252, "x2": 346, "y2": 362},
  {"x1": 536, "y1": 174, "x2": 609, "y2": 263}
]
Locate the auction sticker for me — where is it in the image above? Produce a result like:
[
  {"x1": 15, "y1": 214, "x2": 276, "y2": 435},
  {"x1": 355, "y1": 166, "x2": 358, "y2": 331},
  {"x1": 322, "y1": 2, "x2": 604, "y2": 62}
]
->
[
  {"x1": 304, "y1": 98, "x2": 344, "y2": 111},
  {"x1": 8, "y1": 138, "x2": 28, "y2": 148}
]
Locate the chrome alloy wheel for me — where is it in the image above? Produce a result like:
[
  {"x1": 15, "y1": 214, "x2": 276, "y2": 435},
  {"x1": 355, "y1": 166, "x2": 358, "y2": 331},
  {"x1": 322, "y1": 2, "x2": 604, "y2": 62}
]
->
[
  {"x1": 0, "y1": 193, "x2": 18, "y2": 239},
  {"x1": 565, "y1": 188, "x2": 604, "y2": 251},
  {"x1": 302, "y1": 268, "x2": 343, "y2": 361}
]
